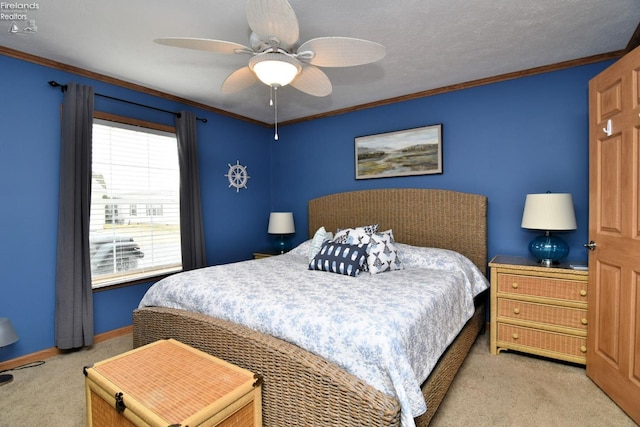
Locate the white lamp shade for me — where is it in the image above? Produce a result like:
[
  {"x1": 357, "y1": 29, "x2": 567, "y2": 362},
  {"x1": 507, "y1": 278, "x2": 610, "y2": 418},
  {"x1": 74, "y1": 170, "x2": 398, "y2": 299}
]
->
[
  {"x1": 0, "y1": 318, "x2": 18, "y2": 347},
  {"x1": 521, "y1": 193, "x2": 577, "y2": 231},
  {"x1": 268, "y1": 212, "x2": 295, "y2": 234},
  {"x1": 249, "y1": 53, "x2": 301, "y2": 87}
]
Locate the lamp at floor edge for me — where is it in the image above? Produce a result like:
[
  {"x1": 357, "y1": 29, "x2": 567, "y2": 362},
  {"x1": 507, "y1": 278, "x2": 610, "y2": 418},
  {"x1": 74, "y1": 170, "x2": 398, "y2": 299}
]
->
[
  {"x1": 521, "y1": 193, "x2": 577, "y2": 267},
  {"x1": 267, "y1": 212, "x2": 295, "y2": 253},
  {"x1": 0, "y1": 317, "x2": 19, "y2": 386}
]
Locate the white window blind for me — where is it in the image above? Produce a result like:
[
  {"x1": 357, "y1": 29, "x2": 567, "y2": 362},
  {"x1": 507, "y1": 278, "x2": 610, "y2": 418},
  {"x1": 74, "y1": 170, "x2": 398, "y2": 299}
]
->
[{"x1": 90, "y1": 118, "x2": 182, "y2": 288}]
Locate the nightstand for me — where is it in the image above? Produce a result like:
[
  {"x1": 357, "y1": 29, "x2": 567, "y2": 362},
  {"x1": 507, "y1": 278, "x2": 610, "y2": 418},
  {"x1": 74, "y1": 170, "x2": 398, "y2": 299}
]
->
[
  {"x1": 253, "y1": 250, "x2": 283, "y2": 259},
  {"x1": 489, "y1": 255, "x2": 588, "y2": 365}
]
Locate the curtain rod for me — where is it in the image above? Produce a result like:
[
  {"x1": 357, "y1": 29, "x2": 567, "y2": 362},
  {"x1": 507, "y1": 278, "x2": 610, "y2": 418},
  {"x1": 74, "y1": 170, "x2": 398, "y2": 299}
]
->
[{"x1": 48, "y1": 81, "x2": 207, "y2": 123}]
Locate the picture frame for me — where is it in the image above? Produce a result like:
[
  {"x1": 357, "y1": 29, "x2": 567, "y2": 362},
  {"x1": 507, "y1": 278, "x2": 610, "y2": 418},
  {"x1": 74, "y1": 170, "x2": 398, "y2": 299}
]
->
[{"x1": 355, "y1": 124, "x2": 442, "y2": 180}]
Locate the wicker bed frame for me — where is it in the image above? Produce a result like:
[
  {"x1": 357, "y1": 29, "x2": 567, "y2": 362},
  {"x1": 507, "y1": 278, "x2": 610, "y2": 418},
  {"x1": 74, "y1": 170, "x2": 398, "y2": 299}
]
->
[{"x1": 133, "y1": 188, "x2": 488, "y2": 426}]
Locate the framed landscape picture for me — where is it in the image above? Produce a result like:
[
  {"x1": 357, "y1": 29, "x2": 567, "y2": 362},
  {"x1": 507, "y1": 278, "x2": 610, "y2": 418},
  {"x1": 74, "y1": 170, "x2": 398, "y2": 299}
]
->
[{"x1": 355, "y1": 124, "x2": 442, "y2": 179}]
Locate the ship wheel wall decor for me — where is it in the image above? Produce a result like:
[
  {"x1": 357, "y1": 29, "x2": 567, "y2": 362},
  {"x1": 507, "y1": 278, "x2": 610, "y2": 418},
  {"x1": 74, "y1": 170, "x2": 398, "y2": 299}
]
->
[{"x1": 225, "y1": 160, "x2": 250, "y2": 192}]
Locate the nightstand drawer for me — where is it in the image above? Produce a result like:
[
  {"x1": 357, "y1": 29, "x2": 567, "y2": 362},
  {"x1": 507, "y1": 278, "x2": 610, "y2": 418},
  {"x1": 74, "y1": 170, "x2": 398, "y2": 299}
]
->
[
  {"x1": 497, "y1": 273, "x2": 587, "y2": 303},
  {"x1": 497, "y1": 323, "x2": 587, "y2": 362},
  {"x1": 497, "y1": 298, "x2": 587, "y2": 332}
]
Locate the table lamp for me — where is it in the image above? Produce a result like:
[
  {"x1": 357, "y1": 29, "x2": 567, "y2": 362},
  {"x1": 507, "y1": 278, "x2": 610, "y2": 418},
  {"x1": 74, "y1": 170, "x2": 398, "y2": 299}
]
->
[
  {"x1": 268, "y1": 212, "x2": 295, "y2": 253},
  {"x1": 0, "y1": 317, "x2": 19, "y2": 385},
  {"x1": 521, "y1": 192, "x2": 576, "y2": 266}
]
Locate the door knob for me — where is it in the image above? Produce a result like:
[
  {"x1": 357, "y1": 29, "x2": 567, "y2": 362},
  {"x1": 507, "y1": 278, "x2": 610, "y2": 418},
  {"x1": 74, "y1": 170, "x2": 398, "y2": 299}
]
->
[{"x1": 584, "y1": 241, "x2": 597, "y2": 251}]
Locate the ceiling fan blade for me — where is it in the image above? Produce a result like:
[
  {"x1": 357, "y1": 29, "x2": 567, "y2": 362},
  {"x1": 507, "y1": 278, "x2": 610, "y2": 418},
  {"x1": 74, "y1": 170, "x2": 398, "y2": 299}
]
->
[
  {"x1": 222, "y1": 67, "x2": 259, "y2": 93},
  {"x1": 246, "y1": 0, "x2": 299, "y2": 50},
  {"x1": 290, "y1": 64, "x2": 332, "y2": 97},
  {"x1": 154, "y1": 37, "x2": 252, "y2": 54},
  {"x1": 297, "y1": 37, "x2": 386, "y2": 67}
]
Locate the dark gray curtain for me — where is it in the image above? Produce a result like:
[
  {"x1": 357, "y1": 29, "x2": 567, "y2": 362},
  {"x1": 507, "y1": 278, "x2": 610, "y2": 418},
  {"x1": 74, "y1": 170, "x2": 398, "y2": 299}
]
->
[
  {"x1": 55, "y1": 83, "x2": 94, "y2": 350},
  {"x1": 176, "y1": 111, "x2": 207, "y2": 270}
]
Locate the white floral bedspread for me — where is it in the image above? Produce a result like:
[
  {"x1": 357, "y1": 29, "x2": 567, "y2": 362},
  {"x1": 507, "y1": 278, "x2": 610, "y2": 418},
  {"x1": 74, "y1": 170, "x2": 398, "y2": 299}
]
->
[{"x1": 138, "y1": 241, "x2": 489, "y2": 427}]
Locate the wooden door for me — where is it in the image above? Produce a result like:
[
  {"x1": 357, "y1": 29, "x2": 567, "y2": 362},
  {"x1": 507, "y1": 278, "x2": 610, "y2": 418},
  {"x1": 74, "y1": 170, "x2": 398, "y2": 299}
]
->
[{"x1": 587, "y1": 44, "x2": 640, "y2": 424}]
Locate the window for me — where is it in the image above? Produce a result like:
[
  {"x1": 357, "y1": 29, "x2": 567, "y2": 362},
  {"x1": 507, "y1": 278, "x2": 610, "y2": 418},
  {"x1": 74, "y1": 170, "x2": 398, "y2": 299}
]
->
[{"x1": 90, "y1": 114, "x2": 182, "y2": 288}]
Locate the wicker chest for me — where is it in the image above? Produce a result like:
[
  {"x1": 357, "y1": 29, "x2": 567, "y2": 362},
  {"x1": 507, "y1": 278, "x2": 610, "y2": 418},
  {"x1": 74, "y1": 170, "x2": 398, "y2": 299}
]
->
[
  {"x1": 84, "y1": 338, "x2": 262, "y2": 426},
  {"x1": 489, "y1": 255, "x2": 589, "y2": 364}
]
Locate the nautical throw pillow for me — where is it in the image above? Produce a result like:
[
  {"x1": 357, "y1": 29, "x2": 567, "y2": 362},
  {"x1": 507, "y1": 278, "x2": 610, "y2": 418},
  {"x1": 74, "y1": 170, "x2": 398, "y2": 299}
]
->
[
  {"x1": 332, "y1": 224, "x2": 379, "y2": 244},
  {"x1": 367, "y1": 230, "x2": 403, "y2": 274},
  {"x1": 332, "y1": 225, "x2": 378, "y2": 272},
  {"x1": 309, "y1": 241, "x2": 368, "y2": 277}
]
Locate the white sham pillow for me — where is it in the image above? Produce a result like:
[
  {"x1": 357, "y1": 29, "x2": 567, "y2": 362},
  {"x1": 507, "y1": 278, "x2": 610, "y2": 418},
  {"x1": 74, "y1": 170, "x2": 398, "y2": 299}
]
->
[{"x1": 308, "y1": 226, "x2": 334, "y2": 263}]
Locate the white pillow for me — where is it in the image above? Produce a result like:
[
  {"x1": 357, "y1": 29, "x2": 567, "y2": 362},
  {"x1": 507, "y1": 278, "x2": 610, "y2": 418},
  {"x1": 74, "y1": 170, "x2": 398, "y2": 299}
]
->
[{"x1": 308, "y1": 226, "x2": 334, "y2": 263}]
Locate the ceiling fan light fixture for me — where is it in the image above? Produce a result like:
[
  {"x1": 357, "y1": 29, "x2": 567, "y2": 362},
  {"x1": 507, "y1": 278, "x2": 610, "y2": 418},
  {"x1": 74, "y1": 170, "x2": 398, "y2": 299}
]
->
[{"x1": 249, "y1": 53, "x2": 301, "y2": 87}]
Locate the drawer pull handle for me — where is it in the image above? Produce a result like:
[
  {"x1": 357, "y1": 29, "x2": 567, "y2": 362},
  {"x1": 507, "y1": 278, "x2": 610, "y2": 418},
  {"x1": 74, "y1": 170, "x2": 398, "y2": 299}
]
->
[
  {"x1": 580, "y1": 346, "x2": 587, "y2": 353},
  {"x1": 512, "y1": 333, "x2": 519, "y2": 340},
  {"x1": 581, "y1": 318, "x2": 588, "y2": 325},
  {"x1": 580, "y1": 290, "x2": 587, "y2": 297},
  {"x1": 512, "y1": 282, "x2": 519, "y2": 289},
  {"x1": 513, "y1": 308, "x2": 520, "y2": 314}
]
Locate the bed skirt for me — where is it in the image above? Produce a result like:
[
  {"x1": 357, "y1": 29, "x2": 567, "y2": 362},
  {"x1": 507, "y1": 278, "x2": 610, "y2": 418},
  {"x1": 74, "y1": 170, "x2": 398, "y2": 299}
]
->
[{"x1": 132, "y1": 298, "x2": 485, "y2": 426}]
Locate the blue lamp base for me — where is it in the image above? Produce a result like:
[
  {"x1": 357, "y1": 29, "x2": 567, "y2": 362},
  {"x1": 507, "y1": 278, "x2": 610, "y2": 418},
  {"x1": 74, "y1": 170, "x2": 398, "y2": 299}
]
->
[
  {"x1": 528, "y1": 231, "x2": 569, "y2": 267},
  {"x1": 273, "y1": 235, "x2": 292, "y2": 254}
]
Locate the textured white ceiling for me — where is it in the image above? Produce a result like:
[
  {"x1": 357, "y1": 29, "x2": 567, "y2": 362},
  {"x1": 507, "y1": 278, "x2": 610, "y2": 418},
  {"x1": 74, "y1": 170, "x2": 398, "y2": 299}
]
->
[{"x1": 1, "y1": 0, "x2": 638, "y2": 124}]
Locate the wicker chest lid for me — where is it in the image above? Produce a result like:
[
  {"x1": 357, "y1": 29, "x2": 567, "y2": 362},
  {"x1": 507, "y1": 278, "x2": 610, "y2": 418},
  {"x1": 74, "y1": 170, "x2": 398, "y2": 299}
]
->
[{"x1": 85, "y1": 338, "x2": 260, "y2": 425}]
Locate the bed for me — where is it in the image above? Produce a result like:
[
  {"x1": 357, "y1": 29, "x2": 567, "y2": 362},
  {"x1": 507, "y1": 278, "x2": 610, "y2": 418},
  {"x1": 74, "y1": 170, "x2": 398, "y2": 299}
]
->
[{"x1": 133, "y1": 188, "x2": 488, "y2": 426}]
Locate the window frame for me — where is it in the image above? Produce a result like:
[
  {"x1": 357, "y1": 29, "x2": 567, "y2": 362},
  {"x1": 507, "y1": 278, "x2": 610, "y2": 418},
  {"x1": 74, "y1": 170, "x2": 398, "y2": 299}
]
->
[{"x1": 90, "y1": 111, "x2": 183, "y2": 291}]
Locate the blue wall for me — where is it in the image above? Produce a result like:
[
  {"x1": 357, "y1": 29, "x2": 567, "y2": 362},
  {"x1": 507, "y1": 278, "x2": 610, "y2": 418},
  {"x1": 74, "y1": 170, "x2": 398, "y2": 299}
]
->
[
  {"x1": 272, "y1": 62, "x2": 612, "y2": 262},
  {"x1": 0, "y1": 54, "x2": 272, "y2": 360},
  {"x1": 0, "y1": 52, "x2": 612, "y2": 361}
]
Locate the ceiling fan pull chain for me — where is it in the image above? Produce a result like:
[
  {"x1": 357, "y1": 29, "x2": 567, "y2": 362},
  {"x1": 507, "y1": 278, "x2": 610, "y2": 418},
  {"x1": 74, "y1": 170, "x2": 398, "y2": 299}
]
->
[
  {"x1": 269, "y1": 85, "x2": 274, "y2": 107},
  {"x1": 273, "y1": 85, "x2": 279, "y2": 140}
]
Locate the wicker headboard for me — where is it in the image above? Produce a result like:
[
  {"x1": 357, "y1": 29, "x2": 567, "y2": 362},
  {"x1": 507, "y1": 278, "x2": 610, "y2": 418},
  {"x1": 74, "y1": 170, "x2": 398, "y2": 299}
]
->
[{"x1": 308, "y1": 188, "x2": 488, "y2": 275}]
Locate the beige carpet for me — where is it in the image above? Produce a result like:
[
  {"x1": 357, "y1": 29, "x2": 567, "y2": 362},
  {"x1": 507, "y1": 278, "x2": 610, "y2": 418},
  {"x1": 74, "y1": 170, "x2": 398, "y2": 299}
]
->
[
  {"x1": 431, "y1": 334, "x2": 636, "y2": 427},
  {"x1": 0, "y1": 333, "x2": 635, "y2": 426},
  {"x1": 0, "y1": 334, "x2": 133, "y2": 427}
]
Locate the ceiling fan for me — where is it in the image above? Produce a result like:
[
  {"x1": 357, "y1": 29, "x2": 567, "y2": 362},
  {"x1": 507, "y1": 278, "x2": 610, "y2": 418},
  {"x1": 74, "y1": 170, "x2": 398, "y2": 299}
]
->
[{"x1": 154, "y1": 0, "x2": 385, "y2": 137}]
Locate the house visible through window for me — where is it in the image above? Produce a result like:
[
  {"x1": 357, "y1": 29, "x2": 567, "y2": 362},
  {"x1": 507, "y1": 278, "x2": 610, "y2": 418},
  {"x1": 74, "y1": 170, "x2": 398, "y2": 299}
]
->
[{"x1": 90, "y1": 114, "x2": 182, "y2": 288}]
